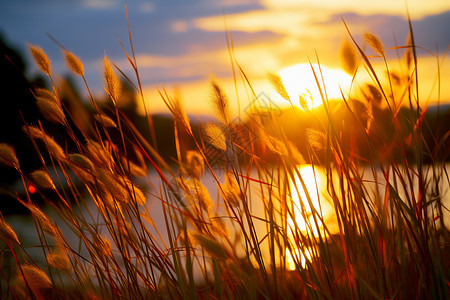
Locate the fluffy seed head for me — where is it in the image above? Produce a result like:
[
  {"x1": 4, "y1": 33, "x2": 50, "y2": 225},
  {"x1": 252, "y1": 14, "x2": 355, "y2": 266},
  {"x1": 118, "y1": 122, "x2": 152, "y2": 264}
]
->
[
  {"x1": 186, "y1": 150, "x2": 204, "y2": 179},
  {"x1": 27, "y1": 204, "x2": 57, "y2": 236},
  {"x1": 63, "y1": 50, "x2": 84, "y2": 77},
  {"x1": 97, "y1": 169, "x2": 130, "y2": 204},
  {"x1": 202, "y1": 123, "x2": 226, "y2": 151},
  {"x1": 35, "y1": 88, "x2": 57, "y2": 103},
  {"x1": 340, "y1": 39, "x2": 357, "y2": 75},
  {"x1": 364, "y1": 33, "x2": 385, "y2": 57},
  {"x1": 30, "y1": 170, "x2": 56, "y2": 190},
  {"x1": 165, "y1": 93, "x2": 192, "y2": 135},
  {"x1": 28, "y1": 44, "x2": 51, "y2": 76},
  {"x1": 18, "y1": 265, "x2": 52, "y2": 292},
  {"x1": 305, "y1": 129, "x2": 327, "y2": 151},
  {"x1": 94, "y1": 114, "x2": 117, "y2": 128},
  {"x1": 210, "y1": 78, "x2": 230, "y2": 124},
  {"x1": 36, "y1": 97, "x2": 66, "y2": 125},
  {"x1": 68, "y1": 153, "x2": 95, "y2": 171},
  {"x1": 125, "y1": 181, "x2": 146, "y2": 205},
  {"x1": 47, "y1": 248, "x2": 71, "y2": 271},
  {"x1": 261, "y1": 132, "x2": 304, "y2": 164},
  {"x1": 103, "y1": 55, "x2": 121, "y2": 103},
  {"x1": 0, "y1": 219, "x2": 20, "y2": 245},
  {"x1": 23, "y1": 126, "x2": 65, "y2": 160},
  {"x1": 268, "y1": 72, "x2": 290, "y2": 101},
  {"x1": 190, "y1": 232, "x2": 229, "y2": 259},
  {"x1": 86, "y1": 140, "x2": 114, "y2": 169},
  {"x1": 0, "y1": 143, "x2": 20, "y2": 170},
  {"x1": 121, "y1": 156, "x2": 147, "y2": 177},
  {"x1": 93, "y1": 233, "x2": 112, "y2": 258},
  {"x1": 223, "y1": 173, "x2": 243, "y2": 207}
]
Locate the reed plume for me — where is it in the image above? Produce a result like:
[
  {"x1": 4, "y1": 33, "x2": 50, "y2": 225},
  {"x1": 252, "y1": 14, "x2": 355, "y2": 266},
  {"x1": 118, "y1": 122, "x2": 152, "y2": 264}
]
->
[
  {"x1": 47, "y1": 247, "x2": 71, "y2": 271},
  {"x1": 364, "y1": 32, "x2": 385, "y2": 57},
  {"x1": 26, "y1": 203, "x2": 58, "y2": 236},
  {"x1": 0, "y1": 143, "x2": 20, "y2": 170},
  {"x1": 340, "y1": 39, "x2": 357, "y2": 75},
  {"x1": 186, "y1": 150, "x2": 204, "y2": 179},
  {"x1": 202, "y1": 123, "x2": 226, "y2": 151},
  {"x1": 17, "y1": 265, "x2": 53, "y2": 296},
  {"x1": 28, "y1": 44, "x2": 51, "y2": 76},
  {"x1": 0, "y1": 218, "x2": 20, "y2": 245},
  {"x1": 23, "y1": 126, "x2": 66, "y2": 161},
  {"x1": 268, "y1": 72, "x2": 290, "y2": 101},
  {"x1": 103, "y1": 54, "x2": 121, "y2": 103},
  {"x1": 63, "y1": 49, "x2": 84, "y2": 77},
  {"x1": 210, "y1": 78, "x2": 230, "y2": 124},
  {"x1": 30, "y1": 170, "x2": 56, "y2": 190},
  {"x1": 190, "y1": 232, "x2": 229, "y2": 260},
  {"x1": 36, "y1": 96, "x2": 66, "y2": 125},
  {"x1": 94, "y1": 113, "x2": 117, "y2": 128}
]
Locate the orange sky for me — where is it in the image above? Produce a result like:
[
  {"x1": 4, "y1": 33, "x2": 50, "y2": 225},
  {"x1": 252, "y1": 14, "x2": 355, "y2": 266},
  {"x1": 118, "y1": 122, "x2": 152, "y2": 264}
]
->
[
  {"x1": 137, "y1": 0, "x2": 450, "y2": 116},
  {"x1": 0, "y1": 0, "x2": 448, "y2": 116}
]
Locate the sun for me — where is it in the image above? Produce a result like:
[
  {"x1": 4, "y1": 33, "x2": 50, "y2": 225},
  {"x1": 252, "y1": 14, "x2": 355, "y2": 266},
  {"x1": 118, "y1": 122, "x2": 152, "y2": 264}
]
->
[{"x1": 279, "y1": 63, "x2": 352, "y2": 109}]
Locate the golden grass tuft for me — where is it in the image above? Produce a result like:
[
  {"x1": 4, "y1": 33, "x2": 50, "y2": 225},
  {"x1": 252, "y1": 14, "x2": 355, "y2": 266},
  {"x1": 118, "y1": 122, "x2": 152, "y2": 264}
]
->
[
  {"x1": 340, "y1": 39, "x2": 357, "y2": 75},
  {"x1": 30, "y1": 170, "x2": 56, "y2": 190},
  {"x1": 68, "y1": 153, "x2": 95, "y2": 172},
  {"x1": 86, "y1": 140, "x2": 114, "y2": 169},
  {"x1": 268, "y1": 72, "x2": 290, "y2": 101},
  {"x1": 121, "y1": 156, "x2": 147, "y2": 177},
  {"x1": 23, "y1": 126, "x2": 65, "y2": 161},
  {"x1": 47, "y1": 247, "x2": 71, "y2": 271},
  {"x1": 210, "y1": 78, "x2": 230, "y2": 125},
  {"x1": 305, "y1": 128, "x2": 327, "y2": 151},
  {"x1": 28, "y1": 44, "x2": 51, "y2": 76},
  {"x1": 63, "y1": 49, "x2": 84, "y2": 77},
  {"x1": 261, "y1": 132, "x2": 304, "y2": 164},
  {"x1": 0, "y1": 218, "x2": 20, "y2": 245},
  {"x1": 17, "y1": 264, "x2": 53, "y2": 293},
  {"x1": 6, "y1": 18, "x2": 448, "y2": 300},
  {"x1": 103, "y1": 55, "x2": 121, "y2": 103},
  {"x1": 190, "y1": 232, "x2": 229, "y2": 259},
  {"x1": 223, "y1": 173, "x2": 242, "y2": 208},
  {"x1": 364, "y1": 32, "x2": 385, "y2": 57},
  {"x1": 36, "y1": 96, "x2": 66, "y2": 125},
  {"x1": 94, "y1": 113, "x2": 117, "y2": 128},
  {"x1": 26, "y1": 204, "x2": 58, "y2": 236},
  {"x1": 0, "y1": 143, "x2": 20, "y2": 170},
  {"x1": 202, "y1": 123, "x2": 226, "y2": 151},
  {"x1": 186, "y1": 150, "x2": 204, "y2": 179},
  {"x1": 35, "y1": 88, "x2": 58, "y2": 103},
  {"x1": 92, "y1": 233, "x2": 112, "y2": 258}
]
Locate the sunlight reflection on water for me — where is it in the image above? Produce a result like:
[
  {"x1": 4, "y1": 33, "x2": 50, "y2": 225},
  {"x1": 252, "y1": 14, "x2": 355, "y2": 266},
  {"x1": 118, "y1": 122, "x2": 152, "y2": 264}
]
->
[{"x1": 5, "y1": 164, "x2": 450, "y2": 274}]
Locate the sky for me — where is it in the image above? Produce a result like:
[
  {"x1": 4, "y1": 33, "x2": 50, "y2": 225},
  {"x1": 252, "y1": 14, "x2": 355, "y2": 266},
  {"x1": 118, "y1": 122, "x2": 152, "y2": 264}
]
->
[{"x1": 0, "y1": 0, "x2": 449, "y2": 115}]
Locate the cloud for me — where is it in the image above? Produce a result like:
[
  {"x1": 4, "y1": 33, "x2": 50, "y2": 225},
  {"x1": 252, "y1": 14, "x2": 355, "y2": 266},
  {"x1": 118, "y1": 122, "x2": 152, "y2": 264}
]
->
[
  {"x1": 261, "y1": 0, "x2": 450, "y2": 19},
  {"x1": 82, "y1": 0, "x2": 120, "y2": 10},
  {"x1": 139, "y1": 2, "x2": 156, "y2": 13},
  {"x1": 325, "y1": 11, "x2": 450, "y2": 55}
]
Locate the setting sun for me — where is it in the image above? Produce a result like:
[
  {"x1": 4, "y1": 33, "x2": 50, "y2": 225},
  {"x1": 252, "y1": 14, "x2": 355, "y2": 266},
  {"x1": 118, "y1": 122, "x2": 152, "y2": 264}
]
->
[{"x1": 279, "y1": 63, "x2": 353, "y2": 109}]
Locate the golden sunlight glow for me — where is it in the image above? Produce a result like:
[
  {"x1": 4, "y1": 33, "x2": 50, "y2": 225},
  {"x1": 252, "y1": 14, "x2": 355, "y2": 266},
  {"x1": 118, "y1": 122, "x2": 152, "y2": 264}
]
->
[
  {"x1": 286, "y1": 247, "x2": 313, "y2": 270},
  {"x1": 286, "y1": 165, "x2": 334, "y2": 268},
  {"x1": 279, "y1": 63, "x2": 352, "y2": 109},
  {"x1": 288, "y1": 165, "x2": 326, "y2": 234}
]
